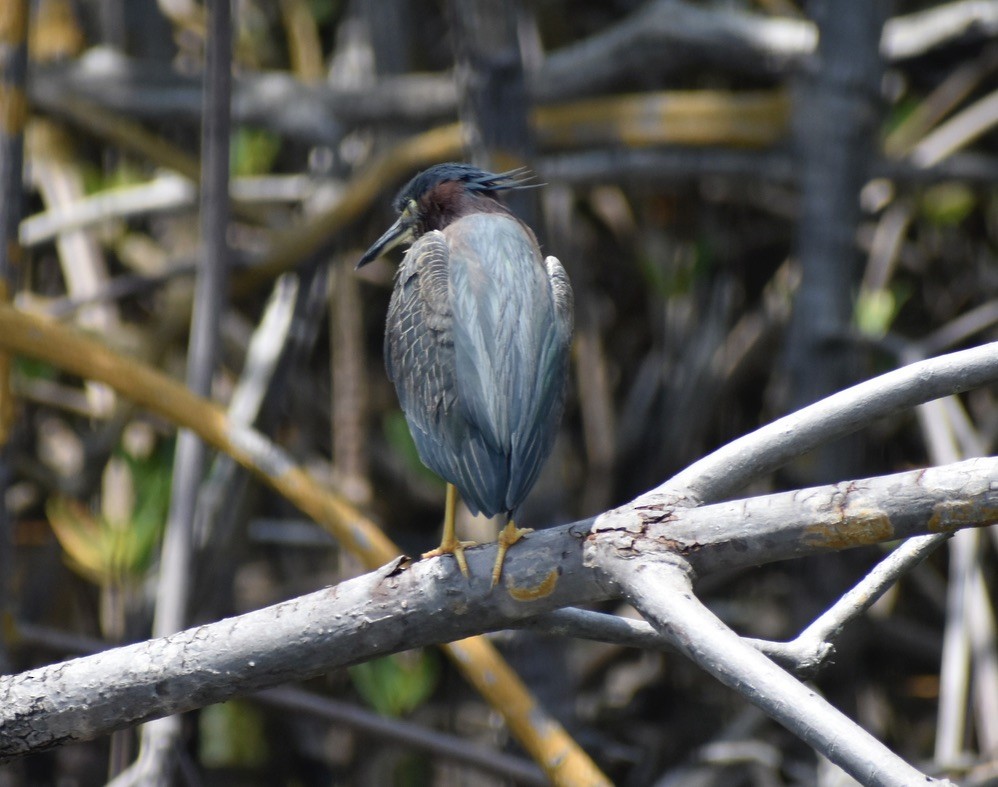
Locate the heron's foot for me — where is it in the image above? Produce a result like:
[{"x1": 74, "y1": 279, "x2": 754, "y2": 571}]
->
[
  {"x1": 491, "y1": 523, "x2": 534, "y2": 589},
  {"x1": 422, "y1": 538, "x2": 476, "y2": 578}
]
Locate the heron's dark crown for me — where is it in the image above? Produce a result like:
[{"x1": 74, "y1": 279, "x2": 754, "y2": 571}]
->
[{"x1": 393, "y1": 162, "x2": 533, "y2": 232}]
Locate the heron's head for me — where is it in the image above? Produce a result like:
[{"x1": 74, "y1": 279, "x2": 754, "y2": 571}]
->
[{"x1": 356, "y1": 162, "x2": 534, "y2": 268}]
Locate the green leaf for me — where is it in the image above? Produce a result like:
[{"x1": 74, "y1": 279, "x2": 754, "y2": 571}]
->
[
  {"x1": 47, "y1": 439, "x2": 171, "y2": 586},
  {"x1": 884, "y1": 96, "x2": 920, "y2": 137},
  {"x1": 349, "y1": 650, "x2": 440, "y2": 717},
  {"x1": 230, "y1": 127, "x2": 281, "y2": 178},
  {"x1": 855, "y1": 288, "x2": 896, "y2": 338},
  {"x1": 920, "y1": 183, "x2": 975, "y2": 226},
  {"x1": 47, "y1": 498, "x2": 107, "y2": 584},
  {"x1": 308, "y1": 0, "x2": 338, "y2": 24},
  {"x1": 199, "y1": 701, "x2": 269, "y2": 768},
  {"x1": 854, "y1": 283, "x2": 911, "y2": 339},
  {"x1": 14, "y1": 357, "x2": 58, "y2": 381}
]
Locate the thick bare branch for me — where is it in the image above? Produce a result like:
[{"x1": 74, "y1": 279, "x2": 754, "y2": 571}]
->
[
  {"x1": 594, "y1": 457, "x2": 998, "y2": 577},
  {"x1": 2, "y1": 456, "x2": 996, "y2": 760},
  {"x1": 660, "y1": 341, "x2": 998, "y2": 504}
]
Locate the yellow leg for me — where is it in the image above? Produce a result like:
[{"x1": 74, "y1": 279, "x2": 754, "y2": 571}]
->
[
  {"x1": 491, "y1": 519, "x2": 534, "y2": 589},
  {"x1": 422, "y1": 483, "x2": 475, "y2": 578}
]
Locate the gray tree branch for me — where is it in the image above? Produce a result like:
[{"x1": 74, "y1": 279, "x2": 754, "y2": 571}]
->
[
  {"x1": 586, "y1": 556, "x2": 952, "y2": 786},
  {"x1": 660, "y1": 340, "x2": 998, "y2": 504},
  {"x1": 1, "y1": 455, "x2": 995, "y2": 762}
]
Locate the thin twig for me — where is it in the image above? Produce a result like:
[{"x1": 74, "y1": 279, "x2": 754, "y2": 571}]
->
[
  {"x1": 911, "y1": 89, "x2": 998, "y2": 168},
  {"x1": 518, "y1": 608, "x2": 809, "y2": 671},
  {"x1": 752, "y1": 533, "x2": 950, "y2": 676},
  {"x1": 583, "y1": 557, "x2": 949, "y2": 786},
  {"x1": 918, "y1": 300, "x2": 998, "y2": 358},
  {"x1": 967, "y1": 562, "x2": 998, "y2": 756},
  {"x1": 916, "y1": 396, "x2": 984, "y2": 770},
  {"x1": 254, "y1": 687, "x2": 548, "y2": 785},
  {"x1": 193, "y1": 273, "x2": 298, "y2": 621},
  {"x1": 882, "y1": 1, "x2": 998, "y2": 61},
  {"x1": 122, "y1": 1, "x2": 233, "y2": 784},
  {"x1": 884, "y1": 45, "x2": 998, "y2": 158},
  {"x1": 0, "y1": 0, "x2": 30, "y2": 672},
  {"x1": 19, "y1": 173, "x2": 196, "y2": 246}
]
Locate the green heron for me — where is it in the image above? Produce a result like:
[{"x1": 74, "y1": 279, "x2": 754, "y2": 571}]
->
[{"x1": 358, "y1": 163, "x2": 574, "y2": 587}]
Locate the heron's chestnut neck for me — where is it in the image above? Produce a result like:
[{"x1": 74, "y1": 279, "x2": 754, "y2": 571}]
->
[{"x1": 417, "y1": 181, "x2": 512, "y2": 233}]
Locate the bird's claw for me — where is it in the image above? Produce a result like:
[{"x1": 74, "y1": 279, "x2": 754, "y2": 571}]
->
[
  {"x1": 491, "y1": 524, "x2": 534, "y2": 589},
  {"x1": 422, "y1": 539, "x2": 477, "y2": 579}
]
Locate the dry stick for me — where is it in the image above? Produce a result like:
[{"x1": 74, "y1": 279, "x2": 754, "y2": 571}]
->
[
  {"x1": 968, "y1": 562, "x2": 998, "y2": 756},
  {"x1": 38, "y1": 97, "x2": 267, "y2": 226},
  {"x1": 19, "y1": 173, "x2": 196, "y2": 246},
  {"x1": 329, "y1": 260, "x2": 369, "y2": 505},
  {"x1": 596, "y1": 557, "x2": 949, "y2": 787},
  {"x1": 519, "y1": 607, "x2": 805, "y2": 669},
  {"x1": 883, "y1": 44, "x2": 998, "y2": 158},
  {"x1": 114, "y1": 4, "x2": 234, "y2": 785},
  {"x1": 0, "y1": 305, "x2": 609, "y2": 786},
  {"x1": 195, "y1": 274, "x2": 299, "y2": 555},
  {"x1": 255, "y1": 687, "x2": 548, "y2": 785},
  {"x1": 239, "y1": 89, "x2": 789, "y2": 295},
  {"x1": 0, "y1": 0, "x2": 29, "y2": 675},
  {"x1": 882, "y1": 1, "x2": 998, "y2": 62},
  {"x1": 534, "y1": 90, "x2": 789, "y2": 149},
  {"x1": 658, "y1": 341, "x2": 998, "y2": 505},
  {"x1": 234, "y1": 122, "x2": 463, "y2": 293},
  {"x1": 0, "y1": 0, "x2": 27, "y2": 441},
  {"x1": 920, "y1": 300, "x2": 998, "y2": 358},
  {"x1": 917, "y1": 393, "x2": 982, "y2": 767},
  {"x1": 918, "y1": 398, "x2": 964, "y2": 758},
  {"x1": 29, "y1": 148, "x2": 120, "y2": 416},
  {"x1": 936, "y1": 522, "x2": 977, "y2": 767},
  {"x1": 911, "y1": 88, "x2": 998, "y2": 168},
  {"x1": 750, "y1": 533, "x2": 949, "y2": 676},
  {"x1": 938, "y1": 399, "x2": 998, "y2": 757},
  {"x1": 530, "y1": 533, "x2": 958, "y2": 678}
]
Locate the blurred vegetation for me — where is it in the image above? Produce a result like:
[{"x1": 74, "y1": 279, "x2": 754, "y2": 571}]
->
[{"x1": 1, "y1": 0, "x2": 997, "y2": 785}]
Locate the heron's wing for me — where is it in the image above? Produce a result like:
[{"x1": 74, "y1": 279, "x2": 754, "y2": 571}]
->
[
  {"x1": 384, "y1": 231, "x2": 506, "y2": 516},
  {"x1": 447, "y1": 215, "x2": 574, "y2": 517},
  {"x1": 384, "y1": 231, "x2": 451, "y2": 413},
  {"x1": 504, "y1": 255, "x2": 574, "y2": 515}
]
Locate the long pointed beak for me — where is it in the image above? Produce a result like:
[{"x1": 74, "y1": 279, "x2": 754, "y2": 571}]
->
[{"x1": 356, "y1": 216, "x2": 411, "y2": 269}]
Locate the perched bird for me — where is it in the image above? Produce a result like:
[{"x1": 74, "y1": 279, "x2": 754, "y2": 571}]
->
[{"x1": 357, "y1": 163, "x2": 573, "y2": 587}]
